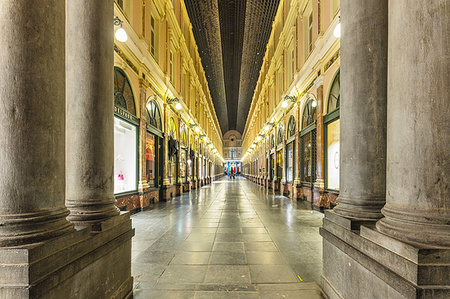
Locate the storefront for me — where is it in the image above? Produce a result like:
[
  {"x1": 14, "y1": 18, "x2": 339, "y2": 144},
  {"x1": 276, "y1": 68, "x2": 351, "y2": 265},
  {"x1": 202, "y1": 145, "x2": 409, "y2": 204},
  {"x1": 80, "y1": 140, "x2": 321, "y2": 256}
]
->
[
  {"x1": 168, "y1": 117, "x2": 178, "y2": 186},
  {"x1": 285, "y1": 116, "x2": 296, "y2": 184},
  {"x1": 145, "y1": 99, "x2": 164, "y2": 199},
  {"x1": 300, "y1": 98, "x2": 317, "y2": 201},
  {"x1": 324, "y1": 71, "x2": 340, "y2": 193},
  {"x1": 269, "y1": 134, "x2": 275, "y2": 181},
  {"x1": 113, "y1": 67, "x2": 139, "y2": 209},
  {"x1": 276, "y1": 125, "x2": 283, "y2": 181},
  {"x1": 179, "y1": 125, "x2": 189, "y2": 191}
]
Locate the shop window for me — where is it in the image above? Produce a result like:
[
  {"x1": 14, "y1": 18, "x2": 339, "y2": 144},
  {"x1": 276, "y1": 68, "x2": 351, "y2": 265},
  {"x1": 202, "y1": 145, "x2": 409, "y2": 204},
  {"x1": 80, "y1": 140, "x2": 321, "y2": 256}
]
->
[
  {"x1": 114, "y1": 118, "x2": 137, "y2": 193},
  {"x1": 286, "y1": 115, "x2": 296, "y2": 183},
  {"x1": 277, "y1": 125, "x2": 284, "y2": 145},
  {"x1": 114, "y1": 67, "x2": 137, "y2": 194},
  {"x1": 146, "y1": 99, "x2": 162, "y2": 130},
  {"x1": 286, "y1": 143, "x2": 294, "y2": 183},
  {"x1": 114, "y1": 68, "x2": 136, "y2": 115},
  {"x1": 300, "y1": 98, "x2": 317, "y2": 183},
  {"x1": 327, "y1": 71, "x2": 340, "y2": 113},
  {"x1": 327, "y1": 119, "x2": 340, "y2": 190},
  {"x1": 325, "y1": 71, "x2": 340, "y2": 191},
  {"x1": 145, "y1": 134, "x2": 156, "y2": 186}
]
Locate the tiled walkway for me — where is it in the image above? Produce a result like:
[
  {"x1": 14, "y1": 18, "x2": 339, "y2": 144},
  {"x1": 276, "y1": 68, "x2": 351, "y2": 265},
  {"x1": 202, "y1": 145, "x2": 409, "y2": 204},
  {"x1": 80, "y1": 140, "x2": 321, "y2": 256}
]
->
[{"x1": 131, "y1": 177, "x2": 324, "y2": 298}]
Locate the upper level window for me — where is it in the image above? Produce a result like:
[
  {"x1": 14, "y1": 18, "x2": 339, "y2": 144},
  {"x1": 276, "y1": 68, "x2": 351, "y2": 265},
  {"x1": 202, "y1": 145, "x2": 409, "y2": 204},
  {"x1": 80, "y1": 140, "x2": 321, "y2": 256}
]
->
[
  {"x1": 308, "y1": 12, "x2": 313, "y2": 53},
  {"x1": 150, "y1": 16, "x2": 156, "y2": 57},
  {"x1": 146, "y1": 99, "x2": 162, "y2": 130},
  {"x1": 116, "y1": 0, "x2": 124, "y2": 10},
  {"x1": 327, "y1": 71, "x2": 340, "y2": 113},
  {"x1": 169, "y1": 51, "x2": 174, "y2": 83}
]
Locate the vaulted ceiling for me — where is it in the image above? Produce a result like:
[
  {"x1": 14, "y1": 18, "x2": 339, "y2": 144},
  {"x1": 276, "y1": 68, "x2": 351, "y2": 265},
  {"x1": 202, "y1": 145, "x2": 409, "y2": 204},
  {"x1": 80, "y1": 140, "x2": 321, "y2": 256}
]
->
[{"x1": 185, "y1": 0, "x2": 280, "y2": 134}]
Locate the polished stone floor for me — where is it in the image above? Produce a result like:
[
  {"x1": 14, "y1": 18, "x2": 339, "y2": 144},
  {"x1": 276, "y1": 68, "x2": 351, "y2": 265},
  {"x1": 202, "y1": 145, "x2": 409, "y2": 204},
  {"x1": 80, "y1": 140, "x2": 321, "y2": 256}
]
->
[{"x1": 131, "y1": 177, "x2": 324, "y2": 298}]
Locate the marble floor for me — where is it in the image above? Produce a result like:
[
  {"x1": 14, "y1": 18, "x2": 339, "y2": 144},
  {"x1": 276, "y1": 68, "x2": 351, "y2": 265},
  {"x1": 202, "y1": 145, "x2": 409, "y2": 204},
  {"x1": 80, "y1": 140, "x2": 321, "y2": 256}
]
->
[{"x1": 131, "y1": 177, "x2": 324, "y2": 298}]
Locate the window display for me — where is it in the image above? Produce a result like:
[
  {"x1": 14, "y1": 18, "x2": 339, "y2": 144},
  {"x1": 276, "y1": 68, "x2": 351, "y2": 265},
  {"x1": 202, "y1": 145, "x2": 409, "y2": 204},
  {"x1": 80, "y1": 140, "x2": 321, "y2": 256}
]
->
[
  {"x1": 301, "y1": 132, "x2": 314, "y2": 183},
  {"x1": 114, "y1": 117, "x2": 137, "y2": 193},
  {"x1": 327, "y1": 119, "x2": 340, "y2": 190},
  {"x1": 286, "y1": 143, "x2": 294, "y2": 183},
  {"x1": 146, "y1": 134, "x2": 156, "y2": 187}
]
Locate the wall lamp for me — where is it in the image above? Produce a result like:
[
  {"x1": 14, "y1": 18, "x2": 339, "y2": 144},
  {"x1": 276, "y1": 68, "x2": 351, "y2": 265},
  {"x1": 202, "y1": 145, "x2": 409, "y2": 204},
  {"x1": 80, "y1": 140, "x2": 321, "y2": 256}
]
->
[
  {"x1": 167, "y1": 97, "x2": 182, "y2": 110},
  {"x1": 114, "y1": 17, "x2": 128, "y2": 42},
  {"x1": 264, "y1": 122, "x2": 275, "y2": 132},
  {"x1": 282, "y1": 95, "x2": 297, "y2": 108}
]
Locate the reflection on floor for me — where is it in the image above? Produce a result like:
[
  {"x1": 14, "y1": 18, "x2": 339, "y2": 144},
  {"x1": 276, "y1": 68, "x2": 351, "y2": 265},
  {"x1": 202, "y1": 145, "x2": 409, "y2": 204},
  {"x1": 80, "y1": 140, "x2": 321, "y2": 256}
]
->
[{"x1": 131, "y1": 177, "x2": 324, "y2": 298}]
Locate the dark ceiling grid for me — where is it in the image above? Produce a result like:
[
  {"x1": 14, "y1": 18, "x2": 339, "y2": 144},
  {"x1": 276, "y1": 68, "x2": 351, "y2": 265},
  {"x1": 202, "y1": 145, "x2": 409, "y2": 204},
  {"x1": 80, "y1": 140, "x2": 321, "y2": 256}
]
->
[
  {"x1": 184, "y1": 0, "x2": 280, "y2": 134},
  {"x1": 184, "y1": 0, "x2": 229, "y2": 133},
  {"x1": 218, "y1": 0, "x2": 246, "y2": 131},
  {"x1": 236, "y1": 0, "x2": 280, "y2": 132}
]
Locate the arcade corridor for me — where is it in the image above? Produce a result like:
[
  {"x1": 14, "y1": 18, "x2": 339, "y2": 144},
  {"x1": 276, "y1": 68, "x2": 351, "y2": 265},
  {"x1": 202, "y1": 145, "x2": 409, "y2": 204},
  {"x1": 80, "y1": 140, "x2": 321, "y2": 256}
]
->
[{"x1": 131, "y1": 177, "x2": 323, "y2": 298}]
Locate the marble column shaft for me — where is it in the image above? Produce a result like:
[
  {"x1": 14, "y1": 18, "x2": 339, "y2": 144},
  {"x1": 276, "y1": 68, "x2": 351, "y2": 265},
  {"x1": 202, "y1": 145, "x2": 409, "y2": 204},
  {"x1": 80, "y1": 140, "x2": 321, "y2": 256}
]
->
[
  {"x1": 66, "y1": 0, "x2": 119, "y2": 227},
  {"x1": 376, "y1": 0, "x2": 450, "y2": 247},
  {"x1": 314, "y1": 79, "x2": 325, "y2": 188},
  {"x1": 0, "y1": 0, "x2": 73, "y2": 246},
  {"x1": 334, "y1": 0, "x2": 388, "y2": 219}
]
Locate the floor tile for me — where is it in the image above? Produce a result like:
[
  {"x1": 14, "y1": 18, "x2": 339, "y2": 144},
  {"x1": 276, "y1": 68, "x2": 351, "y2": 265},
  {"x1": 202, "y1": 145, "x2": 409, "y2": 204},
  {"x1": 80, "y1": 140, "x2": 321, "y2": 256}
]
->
[
  {"x1": 204, "y1": 265, "x2": 250, "y2": 284},
  {"x1": 170, "y1": 252, "x2": 211, "y2": 265},
  {"x1": 209, "y1": 251, "x2": 247, "y2": 265},
  {"x1": 249, "y1": 265, "x2": 299, "y2": 283}
]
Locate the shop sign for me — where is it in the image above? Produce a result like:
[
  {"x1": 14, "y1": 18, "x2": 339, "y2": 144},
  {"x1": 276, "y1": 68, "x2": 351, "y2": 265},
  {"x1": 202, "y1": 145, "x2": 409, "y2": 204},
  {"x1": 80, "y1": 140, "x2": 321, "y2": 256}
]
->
[{"x1": 114, "y1": 105, "x2": 139, "y2": 125}]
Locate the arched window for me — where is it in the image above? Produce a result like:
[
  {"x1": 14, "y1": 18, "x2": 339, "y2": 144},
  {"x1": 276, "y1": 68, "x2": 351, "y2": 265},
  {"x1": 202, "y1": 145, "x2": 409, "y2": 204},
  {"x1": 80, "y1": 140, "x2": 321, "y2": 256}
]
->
[
  {"x1": 287, "y1": 115, "x2": 296, "y2": 139},
  {"x1": 277, "y1": 125, "x2": 284, "y2": 145},
  {"x1": 271, "y1": 134, "x2": 275, "y2": 149},
  {"x1": 114, "y1": 67, "x2": 136, "y2": 115},
  {"x1": 180, "y1": 126, "x2": 187, "y2": 147},
  {"x1": 302, "y1": 98, "x2": 317, "y2": 129},
  {"x1": 146, "y1": 99, "x2": 162, "y2": 130},
  {"x1": 327, "y1": 71, "x2": 340, "y2": 113},
  {"x1": 168, "y1": 117, "x2": 177, "y2": 139}
]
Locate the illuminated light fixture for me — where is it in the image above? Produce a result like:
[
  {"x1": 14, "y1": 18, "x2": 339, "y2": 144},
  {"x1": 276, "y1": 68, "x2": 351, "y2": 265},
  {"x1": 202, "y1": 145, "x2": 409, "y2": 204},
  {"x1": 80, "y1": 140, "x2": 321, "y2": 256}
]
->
[
  {"x1": 187, "y1": 159, "x2": 192, "y2": 164},
  {"x1": 114, "y1": 17, "x2": 128, "y2": 42},
  {"x1": 175, "y1": 103, "x2": 182, "y2": 110},
  {"x1": 281, "y1": 100, "x2": 288, "y2": 108},
  {"x1": 195, "y1": 127, "x2": 201, "y2": 133},
  {"x1": 333, "y1": 17, "x2": 341, "y2": 38},
  {"x1": 311, "y1": 100, "x2": 317, "y2": 108},
  {"x1": 167, "y1": 97, "x2": 181, "y2": 110},
  {"x1": 256, "y1": 136, "x2": 262, "y2": 142}
]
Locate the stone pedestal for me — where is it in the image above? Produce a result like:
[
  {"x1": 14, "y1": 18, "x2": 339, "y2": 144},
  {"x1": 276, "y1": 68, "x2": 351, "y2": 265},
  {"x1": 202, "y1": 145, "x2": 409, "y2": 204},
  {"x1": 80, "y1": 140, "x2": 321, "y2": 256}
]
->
[
  {"x1": 0, "y1": 214, "x2": 134, "y2": 298},
  {"x1": 321, "y1": 211, "x2": 449, "y2": 298}
]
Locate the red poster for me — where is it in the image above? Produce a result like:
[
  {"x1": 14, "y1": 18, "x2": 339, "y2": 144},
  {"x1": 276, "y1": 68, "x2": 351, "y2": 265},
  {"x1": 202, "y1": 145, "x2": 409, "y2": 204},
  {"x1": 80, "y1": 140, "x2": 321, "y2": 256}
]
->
[{"x1": 146, "y1": 135, "x2": 155, "y2": 161}]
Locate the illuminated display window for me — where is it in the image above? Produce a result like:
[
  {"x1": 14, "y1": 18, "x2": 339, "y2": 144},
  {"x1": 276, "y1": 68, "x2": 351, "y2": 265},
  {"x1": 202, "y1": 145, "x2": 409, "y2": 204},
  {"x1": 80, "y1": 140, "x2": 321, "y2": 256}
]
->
[{"x1": 114, "y1": 117, "x2": 137, "y2": 194}]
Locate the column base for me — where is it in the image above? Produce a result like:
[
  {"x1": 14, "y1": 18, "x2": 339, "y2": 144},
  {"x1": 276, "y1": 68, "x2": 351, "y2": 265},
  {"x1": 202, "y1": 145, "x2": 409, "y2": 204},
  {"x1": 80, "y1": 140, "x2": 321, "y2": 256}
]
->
[
  {"x1": 0, "y1": 213, "x2": 134, "y2": 298},
  {"x1": 138, "y1": 187, "x2": 160, "y2": 210},
  {"x1": 320, "y1": 211, "x2": 450, "y2": 299},
  {"x1": 162, "y1": 185, "x2": 177, "y2": 200}
]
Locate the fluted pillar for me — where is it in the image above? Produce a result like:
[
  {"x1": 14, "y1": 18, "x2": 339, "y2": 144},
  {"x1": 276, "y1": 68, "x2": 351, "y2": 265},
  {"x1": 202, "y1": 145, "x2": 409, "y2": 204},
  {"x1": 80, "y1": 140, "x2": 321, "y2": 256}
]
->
[
  {"x1": 376, "y1": 0, "x2": 449, "y2": 247},
  {"x1": 138, "y1": 83, "x2": 150, "y2": 190},
  {"x1": 334, "y1": 0, "x2": 388, "y2": 219},
  {"x1": 0, "y1": 0, "x2": 73, "y2": 246},
  {"x1": 66, "y1": 0, "x2": 119, "y2": 227}
]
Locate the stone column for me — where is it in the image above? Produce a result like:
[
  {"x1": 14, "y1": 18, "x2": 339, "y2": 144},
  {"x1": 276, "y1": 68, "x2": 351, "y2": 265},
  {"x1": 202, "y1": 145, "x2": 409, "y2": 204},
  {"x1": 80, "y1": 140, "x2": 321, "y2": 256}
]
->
[
  {"x1": 314, "y1": 76, "x2": 325, "y2": 189},
  {"x1": 66, "y1": 0, "x2": 119, "y2": 227},
  {"x1": 138, "y1": 82, "x2": 150, "y2": 190},
  {"x1": 0, "y1": 0, "x2": 73, "y2": 246},
  {"x1": 333, "y1": 0, "x2": 388, "y2": 220},
  {"x1": 376, "y1": 0, "x2": 449, "y2": 247}
]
